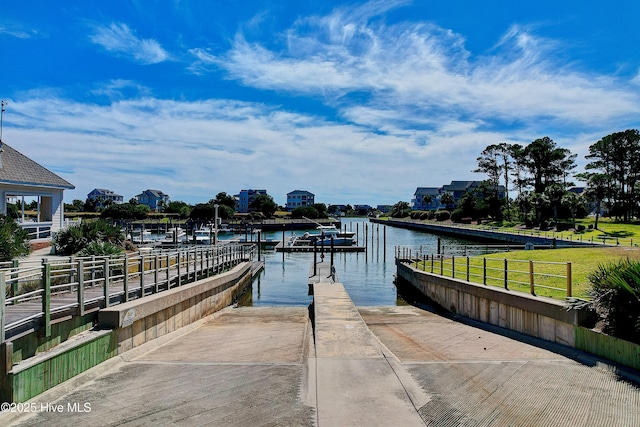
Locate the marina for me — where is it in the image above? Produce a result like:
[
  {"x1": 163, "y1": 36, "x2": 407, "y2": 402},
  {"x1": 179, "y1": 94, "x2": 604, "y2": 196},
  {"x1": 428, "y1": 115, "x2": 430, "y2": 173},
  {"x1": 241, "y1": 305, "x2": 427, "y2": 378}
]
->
[{"x1": 246, "y1": 218, "x2": 475, "y2": 307}]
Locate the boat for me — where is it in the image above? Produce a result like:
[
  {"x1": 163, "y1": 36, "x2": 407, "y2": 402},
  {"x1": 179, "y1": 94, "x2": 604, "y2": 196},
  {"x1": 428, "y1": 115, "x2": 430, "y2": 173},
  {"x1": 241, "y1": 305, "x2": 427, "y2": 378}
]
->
[
  {"x1": 130, "y1": 229, "x2": 155, "y2": 244},
  {"x1": 302, "y1": 225, "x2": 356, "y2": 246},
  {"x1": 159, "y1": 227, "x2": 187, "y2": 245},
  {"x1": 191, "y1": 225, "x2": 213, "y2": 245}
]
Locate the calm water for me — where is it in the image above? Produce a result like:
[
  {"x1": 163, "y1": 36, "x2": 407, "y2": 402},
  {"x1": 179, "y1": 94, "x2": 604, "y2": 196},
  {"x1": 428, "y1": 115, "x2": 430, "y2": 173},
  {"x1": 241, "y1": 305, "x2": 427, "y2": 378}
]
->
[{"x1": 243, "y1": 218, "x2": 474, "y2": 307}]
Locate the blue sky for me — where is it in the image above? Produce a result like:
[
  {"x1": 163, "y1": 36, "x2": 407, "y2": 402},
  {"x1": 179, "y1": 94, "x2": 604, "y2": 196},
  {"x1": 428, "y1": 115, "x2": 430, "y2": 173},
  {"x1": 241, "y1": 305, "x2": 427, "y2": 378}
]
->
[{"x1": 1, "y1": 1, "x2": 639, "y2": 206}]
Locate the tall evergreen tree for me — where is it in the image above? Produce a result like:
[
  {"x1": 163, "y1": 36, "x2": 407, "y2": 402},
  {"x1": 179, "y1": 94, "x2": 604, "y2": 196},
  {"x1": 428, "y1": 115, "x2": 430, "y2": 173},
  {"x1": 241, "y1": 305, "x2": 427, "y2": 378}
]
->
[{"x1": 585, "y1": 129, "x2": 640, "y2": 222}]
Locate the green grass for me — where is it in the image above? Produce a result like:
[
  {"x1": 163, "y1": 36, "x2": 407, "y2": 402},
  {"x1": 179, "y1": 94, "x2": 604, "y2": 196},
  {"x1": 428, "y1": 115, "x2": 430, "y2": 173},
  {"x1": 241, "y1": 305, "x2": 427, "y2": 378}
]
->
[{"x1": 413, "y1": 247, "x2": 640, "y2": 300}]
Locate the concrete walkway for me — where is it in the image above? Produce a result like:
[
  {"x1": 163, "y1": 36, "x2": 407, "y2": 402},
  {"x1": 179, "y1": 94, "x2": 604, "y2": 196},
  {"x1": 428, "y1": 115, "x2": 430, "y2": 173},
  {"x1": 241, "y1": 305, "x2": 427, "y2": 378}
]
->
[
  {"x1": 2, "y1": 263, "x2": 639, "y2": 426},
  {"x1": 313, "y1": 282, "x2": 427, "y2": 426}
]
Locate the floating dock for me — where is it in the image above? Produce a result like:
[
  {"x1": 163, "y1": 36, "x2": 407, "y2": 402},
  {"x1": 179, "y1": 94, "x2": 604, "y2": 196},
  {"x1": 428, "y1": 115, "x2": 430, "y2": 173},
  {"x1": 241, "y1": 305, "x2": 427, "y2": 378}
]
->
[{"x1": 275, "y1": 240, "x2": 365, "y2": 252}]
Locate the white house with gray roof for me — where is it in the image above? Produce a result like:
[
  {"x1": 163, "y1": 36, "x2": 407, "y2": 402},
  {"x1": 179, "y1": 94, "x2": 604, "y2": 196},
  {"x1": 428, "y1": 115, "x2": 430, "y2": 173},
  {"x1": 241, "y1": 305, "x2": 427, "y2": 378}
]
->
[{"x1": 0, "y1": 142, "x2": 75, "y2": 239}]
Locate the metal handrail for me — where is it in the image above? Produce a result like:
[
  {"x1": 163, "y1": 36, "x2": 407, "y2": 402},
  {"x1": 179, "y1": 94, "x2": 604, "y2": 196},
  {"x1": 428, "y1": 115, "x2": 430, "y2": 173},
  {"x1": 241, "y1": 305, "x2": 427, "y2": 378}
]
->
[{"x1": 0, "y1": 243, "x2": 256, "y2": 342}]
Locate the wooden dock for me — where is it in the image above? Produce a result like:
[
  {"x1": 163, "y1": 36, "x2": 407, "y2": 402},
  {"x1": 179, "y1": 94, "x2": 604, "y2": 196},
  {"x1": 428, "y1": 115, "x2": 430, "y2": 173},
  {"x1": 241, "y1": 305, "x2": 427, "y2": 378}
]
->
[{"x1": 274, "y1": 240, "x2": 365, "y2": 252}]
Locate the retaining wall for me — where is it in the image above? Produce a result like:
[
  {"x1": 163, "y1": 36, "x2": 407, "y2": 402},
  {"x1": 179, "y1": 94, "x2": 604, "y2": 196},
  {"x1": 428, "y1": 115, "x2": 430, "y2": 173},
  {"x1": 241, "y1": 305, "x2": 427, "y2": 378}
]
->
[
  {"x1": 98, "y1": 262, "x2": 252, "y2": 353},
  {"x1": 396, "y1": 260, "x2": 640, "y2": 371},
  {"x1": 1, "y1": 262, "x2": 253, "y2": 402}
]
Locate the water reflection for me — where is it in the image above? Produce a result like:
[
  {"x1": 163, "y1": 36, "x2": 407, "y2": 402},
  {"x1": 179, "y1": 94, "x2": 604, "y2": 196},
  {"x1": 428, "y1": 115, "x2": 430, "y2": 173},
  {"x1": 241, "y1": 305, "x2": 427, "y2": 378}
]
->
[{"x1": 244, "y1": 218, "x2": 474, "y2": 307}]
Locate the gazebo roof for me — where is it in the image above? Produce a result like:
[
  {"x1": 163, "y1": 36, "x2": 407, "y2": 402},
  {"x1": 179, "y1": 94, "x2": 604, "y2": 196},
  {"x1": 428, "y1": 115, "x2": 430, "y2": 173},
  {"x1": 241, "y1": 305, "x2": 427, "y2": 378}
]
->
[{"x1": 0, "y1": 142, "x2": 75, "y2": 190}]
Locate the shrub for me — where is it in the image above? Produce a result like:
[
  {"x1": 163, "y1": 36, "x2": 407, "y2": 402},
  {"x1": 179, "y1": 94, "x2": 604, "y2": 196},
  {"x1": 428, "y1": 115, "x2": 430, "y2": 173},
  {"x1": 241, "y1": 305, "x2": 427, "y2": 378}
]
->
[
  {"x1": 577, "y1": 224, "x2": 586, "y2": 231},
  {"x1": 420, "y1": 211, "x2": 431, "y2": 220},
  {"x1": 77, "y1": 241, "x2": 124, "y2": 257},
  {"x1": 435, "y1": 210, "x2": 450, "y2": 221},
  {"x1": 450, "y1": 209, "x2": 465, "y2": 222},
  {"x1": 55, "y1": 220, "x2": 125, "y2": 255},
  {"x1": 0, "y1": 215, "x2": 31, "y2": 261},
  {"x1": 587, "y1": 259, "x2": 640, "y2": 344},
  {"x1": 291, "y1": 206, "x2": 320, "y2": 219}
]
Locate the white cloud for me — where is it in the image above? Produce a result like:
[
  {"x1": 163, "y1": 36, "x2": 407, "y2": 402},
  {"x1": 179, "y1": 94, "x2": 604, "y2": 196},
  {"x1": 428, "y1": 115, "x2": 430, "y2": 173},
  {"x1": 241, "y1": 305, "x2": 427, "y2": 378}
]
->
[
  {"x1": 4, "y1": 94, "x2": 495, "y2": 205},
  {"x1": 89, "y1": 22, "x2": 169, "y2": 64},
  {"x1": 210, "y1": 5, "x2": 640, "y2": 135},
  {"x1": 0, "y1": 23, "x2": 39, "y2": 39}
]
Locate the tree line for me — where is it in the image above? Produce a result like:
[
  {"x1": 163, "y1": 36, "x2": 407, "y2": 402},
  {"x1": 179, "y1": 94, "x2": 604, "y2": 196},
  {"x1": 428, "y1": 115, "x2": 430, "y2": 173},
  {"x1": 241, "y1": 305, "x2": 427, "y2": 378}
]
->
[
  {"x1": 476, "y1": 129, "x2": 640, "y2": 227},
  {"x1": 395, "y1": 129, "x2": 640, "y2": 229}
]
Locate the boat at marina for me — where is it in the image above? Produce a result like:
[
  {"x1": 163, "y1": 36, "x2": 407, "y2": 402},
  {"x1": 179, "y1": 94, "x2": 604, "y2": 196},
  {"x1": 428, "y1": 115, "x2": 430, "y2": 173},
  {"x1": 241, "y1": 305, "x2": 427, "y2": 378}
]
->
[
  {"x1": 158, "y1": 227, "x2": 187, "y2": 245},
  {"x1": 301, "y1": 225, "x2": 356, "y2": 246},
  {"x1": 130, "y1": 229, "x2": 155, "y2": 244},
  {"x1": 192, "y1": 225, "x2": 213, "y2": 245}
]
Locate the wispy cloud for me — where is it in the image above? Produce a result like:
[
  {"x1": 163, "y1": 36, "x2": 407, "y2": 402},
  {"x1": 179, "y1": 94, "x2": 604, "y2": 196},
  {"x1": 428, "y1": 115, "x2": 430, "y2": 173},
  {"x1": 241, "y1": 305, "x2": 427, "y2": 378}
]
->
[
  {"x1": 210, "y1": 4, "x2": 640, "y2": 137},
  {"x1": 89, "y1": 22, "x2": 169, "y2": 64},
  {"x1": 0, "y1": 23, "x2": 40, "y2": 39},
  {"x1": 5, "y1": 95, "x2": 466, "y2": 204}
]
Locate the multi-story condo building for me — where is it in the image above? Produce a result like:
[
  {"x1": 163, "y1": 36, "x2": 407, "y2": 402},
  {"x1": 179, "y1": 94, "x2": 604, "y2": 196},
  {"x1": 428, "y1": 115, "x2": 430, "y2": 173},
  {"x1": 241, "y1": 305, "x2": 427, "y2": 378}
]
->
[
  {"x1": 236, "y1": 189, "x2": 267, "y2": 213},
  {"x1": 286, "y1": 190, "x2": 315, "y2": 211}
]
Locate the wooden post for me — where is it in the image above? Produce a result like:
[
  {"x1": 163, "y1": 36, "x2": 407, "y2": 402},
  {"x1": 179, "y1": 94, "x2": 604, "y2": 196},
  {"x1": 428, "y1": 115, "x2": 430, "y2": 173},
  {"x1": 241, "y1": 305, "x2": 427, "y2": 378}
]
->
[
  {"x1": 466, "y1": 257, "x2": 470, "y2": 282},
  {"x1": 383, "y1": 226, "x2": 386, "y2": 262},
  {"x1": 206, "y1": 248, "x2": 210, "y2": 278},
  {"x1": 77, "y1": 259, "x2": 85, "y2": 316},
  {"x1": 166, "y1": 254, "x2": 171, "y2": 287},
  {"x1": 42, "y1": 263, "x2": 51, "y2": 337},
  {"x1": 452, "y1": 256, "x2": 455, "y2": 278},
  {"x1": 155, "y1": 255, "x2": 159, "y2": 293},
  {"x1": 529, "y1": 260, "x2": 535, "y2": 295},
  {"x1": 258, "y1": 232, "x2": 261, "y2": 262},
  {"x1": 504, "y1": 259, "x2": 508, "y2": 290},
  {"x1": 139, "y1": 255, "x2": 145, "y2": 295},
  {"x1": 193, "y1": 249, "x2": 197, "y2": 280},
  {"x1": 103, "y1": 258, "x2": 110, "y2": 308},
  {"x1": 186, "y1": 250, "x2": 191, "y2": 282},
  {"x1": 177, "y1": 252, "x2": 182, "y2": 286},
  {"x1": 0, "y1": 272, "x2": 5, "y2": 344},
  {"x1": 483, "y1": 258, "x2": 487, "y2": 285},
  {"x1": 11, "y1": 260, "x2": 18, "y2": 302},
  {"x1": 567, "y1": 262, "x2": 572, "y2": 297},
  {"x1": 123, "y1": 253, "x2": 129, "y2": 302}
]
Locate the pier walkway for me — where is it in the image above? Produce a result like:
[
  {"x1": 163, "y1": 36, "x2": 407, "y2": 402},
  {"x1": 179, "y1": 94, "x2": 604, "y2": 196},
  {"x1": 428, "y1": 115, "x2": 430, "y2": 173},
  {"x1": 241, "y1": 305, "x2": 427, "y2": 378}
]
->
[{"x1": 2, "y1": 262, "x2": 639, "y2": 426}]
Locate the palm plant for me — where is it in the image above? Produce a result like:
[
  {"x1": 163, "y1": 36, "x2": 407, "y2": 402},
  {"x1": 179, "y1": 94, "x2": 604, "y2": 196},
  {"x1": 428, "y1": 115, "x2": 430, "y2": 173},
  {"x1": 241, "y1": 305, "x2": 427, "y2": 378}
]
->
[
  {"x1": 0, "y1": 215, "x2": 31, "y2": 261},
  {"x1": 587, "y1": 259, "x2": 640, "y2": 344}
]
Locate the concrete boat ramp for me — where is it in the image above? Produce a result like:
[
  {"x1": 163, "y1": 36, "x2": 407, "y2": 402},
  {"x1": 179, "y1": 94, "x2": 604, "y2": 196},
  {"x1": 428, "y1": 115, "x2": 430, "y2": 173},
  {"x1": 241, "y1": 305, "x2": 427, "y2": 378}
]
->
[{"x1": 3, "y1": 263, "x2": 639, "y2": 426}]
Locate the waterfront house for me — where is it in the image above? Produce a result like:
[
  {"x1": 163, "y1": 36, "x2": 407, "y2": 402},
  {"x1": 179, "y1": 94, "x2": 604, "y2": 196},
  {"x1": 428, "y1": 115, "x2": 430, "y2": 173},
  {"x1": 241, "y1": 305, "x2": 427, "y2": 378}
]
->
[
  {"x1": 0, "y1": 142, "x2": 75, "y2": 239},
  {"x1": 353, "y1": 205, "x2": 373, "y2": 215},
  {"x1": 440, "y1": 181, "x2": 506, "y2": 204},
  {"x1": 412, "y1": 187, "x2": 442, "y2": 210},
  {"x1": 87, "y1": 188, "x2": 124, "y2": 209},
  {"x1": 236, "y1": 189, "x2": 267, "y2": 213},
  {"x1": 286, "y1": 190, "x2": 315, "y2": 211},
  {"x1": 136, "y1": 189, "x2": 169, "y2": 212}
]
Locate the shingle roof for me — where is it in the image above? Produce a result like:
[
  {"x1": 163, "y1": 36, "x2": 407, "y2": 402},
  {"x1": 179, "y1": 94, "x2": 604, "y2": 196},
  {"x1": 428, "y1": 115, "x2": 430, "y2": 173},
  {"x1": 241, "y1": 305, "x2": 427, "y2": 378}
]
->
[
  {"x1": 0, "y1": 143, "x2": 75, "y2": 189},
  {"x1": 414, "y1": 187, "x2": 440, "y2": 195}
]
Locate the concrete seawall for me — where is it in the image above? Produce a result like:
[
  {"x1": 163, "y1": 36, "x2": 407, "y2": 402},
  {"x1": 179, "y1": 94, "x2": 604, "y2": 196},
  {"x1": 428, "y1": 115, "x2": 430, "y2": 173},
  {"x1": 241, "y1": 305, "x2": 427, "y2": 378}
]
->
[
  {"x1": 98, "y1": 262, "x2": 253, "y2": 353},
  {"x1": 371, "y1": 218, "x2": 595, "y2": 246},
  {"x1": 396, "y1": 260, "x2": 640, "y2": 371},
  {"x1": 2, "y1": 262, "x2": 254, "y2": 403}
]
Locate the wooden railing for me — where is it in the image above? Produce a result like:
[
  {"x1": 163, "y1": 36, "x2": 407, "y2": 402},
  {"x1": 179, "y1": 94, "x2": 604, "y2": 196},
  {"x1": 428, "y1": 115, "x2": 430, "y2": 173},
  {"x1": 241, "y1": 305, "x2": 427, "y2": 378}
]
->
[
  {"x1": 0, "y1": 244, "x2": 256, "y2": 342},
  {"x1": 396, "y1": 245, "x2": 573, "y2": 299}
]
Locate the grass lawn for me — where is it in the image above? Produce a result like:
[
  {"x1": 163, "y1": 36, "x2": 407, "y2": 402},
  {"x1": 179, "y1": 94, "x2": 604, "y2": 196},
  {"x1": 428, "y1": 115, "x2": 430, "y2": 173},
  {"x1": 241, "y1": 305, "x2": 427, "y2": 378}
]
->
[
  {"x1": 414, "y1": 246, "x2": 640, "y2": 300},
  {"x1": 384, "y1": 215, "x2": 640, "y2": 299}
]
